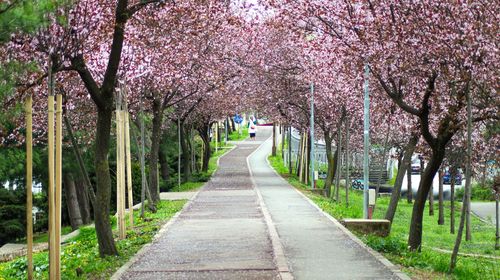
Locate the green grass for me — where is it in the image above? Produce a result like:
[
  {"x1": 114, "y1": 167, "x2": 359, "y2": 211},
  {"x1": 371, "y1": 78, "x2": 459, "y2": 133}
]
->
[
  {"x1": 227, "y1": 127, "x2": 249, "y2": 141},
  {"x1": 268, "y1": 153, "x2": 500, "y2": 280},
  {"x1": 15, "y1": 226, "x2": 73, "y2": 244},
  {"x1": 0, "y1": 200, "x2": 186, "y2": 280}
]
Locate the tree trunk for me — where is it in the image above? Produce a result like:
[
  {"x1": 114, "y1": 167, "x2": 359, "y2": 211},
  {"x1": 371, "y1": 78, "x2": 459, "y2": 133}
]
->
[
  {"x1": 344, "y1": 116, "x2": 350, "y2": 206},
  {"x1": 180, "y1": 122, "x2": 192, "y2": 182},
  {"x1": 335, "y1": 126, "x2": 342, "y2": 202},
  {"x1": 408, "y1": 147, "x2": 446, "y2": 251},
  {"x1": 64, "y1": 115, "x2": 96, "y2": 207},
  {"x1": 465, "y1": 92, "x2": 472, "y2": 242},
  {"x1": 148, "y1": 100, "x2": 162, "y2": 204},
  {"x1": 231, "y1": 117, "x2": 236, "y2": 132},
  {"x1": 198, "y1": 126, "x2": 211, "y2": 172},
  {"x1": 438, "y1": 168, "x2": 445, "y2": 225},
  {"x1": 324, "y1": 132, "x2": 334, "y2": 198},
  {"x1": 272, "y1": 122, "x2": 276, "y2": 156},
  {"x1": 450, "y1": 168, "x2": 456, "y2": 234},
  {"x1": 63, "y1": 173, "x2": 83, "y2": 230},
  {"x1": 158, "y1": 149, "x2": 170, "y2": 181},
  {"x1": 94, "y1": 107, "x2": 118, "y2": 256},
  {"x1": 75, "y1": 179, "x2": 91, "y2": 224},
  {"x1": 421, "y1": 159, "x2": 434, "y2": 216},
  {"x1": 385, "y1": 134, "x2": 419, "y2": 223},
  {"x1": 407, "y1": 161, "x2": 413, "y2": 203},
  {"x1": 450, "y1": 180, "x2": 468, "y2": 271},
  {"x1": 376, "y1": 126, "x2": 390, "y2": 197},
  {"x1": 281, "y1": 125, "x2": 285, "y2": 160},
  {"x1": 226, "y1": 117, "x2": 233, "y2": 135},
  {"x1": 451, "y1": 106, "x2": 473, "y2": 270},
  {"x1": 297, "y1": 133, "x2": 304, "y2": 178}
]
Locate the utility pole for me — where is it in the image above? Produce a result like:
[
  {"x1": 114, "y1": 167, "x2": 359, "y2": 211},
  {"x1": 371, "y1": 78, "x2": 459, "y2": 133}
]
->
[
  {"x1": 363, "y1": 64, "x2": 370, "y2": 219},
  {"x1": 310, "y1": 82, "x2": 315, "y2": 189}
]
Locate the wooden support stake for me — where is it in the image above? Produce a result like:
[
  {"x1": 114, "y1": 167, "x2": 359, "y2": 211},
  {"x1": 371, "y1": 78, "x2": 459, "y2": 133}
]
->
[
  {"x1": 25, "y1": 96, "x2": 33, "y2": 280},
  {"x1": 120, "y1": 109, "x2": 126, "y2": 237},
  {"x1": 116, "y1": 104, "x2": 126, "y2": 239},
  {"x1": 55, "y1": 94, "x2": 63, "y2": 279},
  {"x1": 215, "y1": 122, "x2": 218, "y2": 152},
  {"x1": 125, "y1": 110, "x2": 133, "y2": 227},
  {"x1": 47, "y1": 62, "x2": 57, "y2": 279}
]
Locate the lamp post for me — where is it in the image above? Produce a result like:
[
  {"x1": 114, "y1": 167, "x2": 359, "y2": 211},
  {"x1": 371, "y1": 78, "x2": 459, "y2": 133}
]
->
[
  {"x1": 363, "y1": 64, "x2": 370, "y2": 219},
  {"x1": 310, "y1": 82, "x2": 315, "y2": 189}
]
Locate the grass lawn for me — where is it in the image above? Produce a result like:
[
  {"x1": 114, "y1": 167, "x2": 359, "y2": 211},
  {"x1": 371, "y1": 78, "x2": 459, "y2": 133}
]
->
[
  {"x1": 268, "y1": 154, "x2": 500, "y2": 280},
  {"x1": 0, "y1": 200, "x2": 186, "y2": 280},
  {"x1": 15, "y1": 226, "x2": 74, "y2": 244},
  {"x1": 227, "y1": 127, "x2": 249, "y2": 141}
]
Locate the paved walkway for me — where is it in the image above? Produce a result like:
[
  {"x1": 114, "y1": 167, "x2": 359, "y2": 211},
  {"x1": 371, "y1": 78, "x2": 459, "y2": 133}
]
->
[
  {"x1": 471, "y1": 202, "x2": 498, "y2": 224},
  {"x1": 249, "y1": 128, "x2": 405, "y2": 280},
  {"x1": 116, "y1": 127, "x2": 406, "y2": 280}
]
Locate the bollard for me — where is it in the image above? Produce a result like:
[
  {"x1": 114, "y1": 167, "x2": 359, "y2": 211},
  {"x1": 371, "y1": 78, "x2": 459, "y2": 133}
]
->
[{"x1": 368, "y1": 189, "x2": 376, "y2": 219}]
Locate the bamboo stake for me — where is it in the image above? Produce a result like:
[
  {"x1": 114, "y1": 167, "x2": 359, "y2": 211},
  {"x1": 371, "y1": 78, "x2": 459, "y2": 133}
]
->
[
  {"x1": 47, "y1": 61, "x2": 57, "y2": 279},
  {"x1": 125, "y1": 110, "x2": 133, "y2": 227},
  {"x1": 25, "y1": 96, "x2": 33, "y2": 280},
  {"x1": 55, "y1": 93, "x2": 63, "y2": 279}
]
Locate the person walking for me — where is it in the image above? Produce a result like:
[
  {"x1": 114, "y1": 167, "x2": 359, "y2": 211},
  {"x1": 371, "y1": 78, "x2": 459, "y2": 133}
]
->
[{"x1": 249, "y1": 116, "x2": 257, "y2": 140}]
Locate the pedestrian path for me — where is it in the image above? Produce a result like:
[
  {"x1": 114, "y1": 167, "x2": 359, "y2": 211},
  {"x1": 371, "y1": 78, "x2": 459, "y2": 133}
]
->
[
  {"x1": 471, "y1": 202, "x2": 498, "y2": 224},
  {"x1": 249, "y1": 127, "x2": 407, "y2": 280},
  {"x1": 117, "y1": 133, "x2": 279, "y2": 279},
  {"x1": 115, "y1": 127, "x2": 407, "y2": 280}
]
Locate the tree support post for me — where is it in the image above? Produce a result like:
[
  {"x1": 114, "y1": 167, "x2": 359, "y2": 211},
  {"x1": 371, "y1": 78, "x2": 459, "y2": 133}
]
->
[
  {"x1": 47, "y1": 61, "x2": 58, "y2": 279},
  {"x1": 272, "y1": 122, "x2": 277, "y2": 156},
  {"x1": 116, "y1": 93, "x2": 126, "y2": 239},
  {"x1": 124, "y1": 108, "x2": 133, "y2": 227},
  {"x1": 310, "y1": 82, "x2": 315, "y2": 189},
  {"x1": 55, "y1": 93, "x2": 63, "y2": 278},
  {"x1": 25, "y1": 95, "x2": 33, "y2": 280}
]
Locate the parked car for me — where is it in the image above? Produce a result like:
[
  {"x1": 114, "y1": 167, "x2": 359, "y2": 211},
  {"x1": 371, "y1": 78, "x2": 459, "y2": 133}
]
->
[
  {"x1": 411, "y1": 156, "x2": 421, "y2": 174},
  {"x1": 443, "y1": 170, "x2": 462, "y2": 185}
]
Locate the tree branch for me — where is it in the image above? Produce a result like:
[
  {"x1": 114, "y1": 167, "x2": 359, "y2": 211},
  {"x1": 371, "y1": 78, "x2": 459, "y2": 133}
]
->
[{"x1": 71, "y1": 55, "x2": 104, "y2": 109}]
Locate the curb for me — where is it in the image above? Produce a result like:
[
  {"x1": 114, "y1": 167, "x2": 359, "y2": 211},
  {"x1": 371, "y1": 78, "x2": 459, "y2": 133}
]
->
[
  {"x1": 247, "y1": 135, "x2": 293, "y2": 280},
  {"x1": 263, "y1": 143, "x2": 410, "y2": 280}
]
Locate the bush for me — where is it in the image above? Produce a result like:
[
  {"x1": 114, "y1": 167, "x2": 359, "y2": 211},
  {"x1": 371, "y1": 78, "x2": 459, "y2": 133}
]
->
[
  {"x1": 0, "y1": 188, "x2": 26, "y2": 246},
  {"x1": 191, "y1": 172, "x2": 211, "y2": 182},
  {"x1": 456, "y1": 183, "x2": 495, "y2": 201}
]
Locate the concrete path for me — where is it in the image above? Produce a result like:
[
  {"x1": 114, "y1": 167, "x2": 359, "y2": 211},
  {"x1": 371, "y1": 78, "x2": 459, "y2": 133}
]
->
[
  {"x1": 116, "y1": 127, "x2": 406, "y2": 280},
  {"x1": 118, "y1": 135, "x2": 279, "y2": 279},
  {"x1": 249, "y1": 127, "x2": 406, "y2": 280},
  {"x1": 471, "y1": 202, "x2": 498, "y2": 224}
]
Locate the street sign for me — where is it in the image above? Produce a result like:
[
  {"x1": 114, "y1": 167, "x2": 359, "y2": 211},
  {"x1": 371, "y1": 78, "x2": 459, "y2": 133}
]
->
[{"x1": 233, "y1": 114, "x2": 243, "y2": 124}]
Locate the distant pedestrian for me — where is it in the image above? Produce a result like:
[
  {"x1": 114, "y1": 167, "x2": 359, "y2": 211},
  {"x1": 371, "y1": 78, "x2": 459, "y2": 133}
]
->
[{"x1": 249, "y1": 116, "x2": 257, "y2": 140}]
